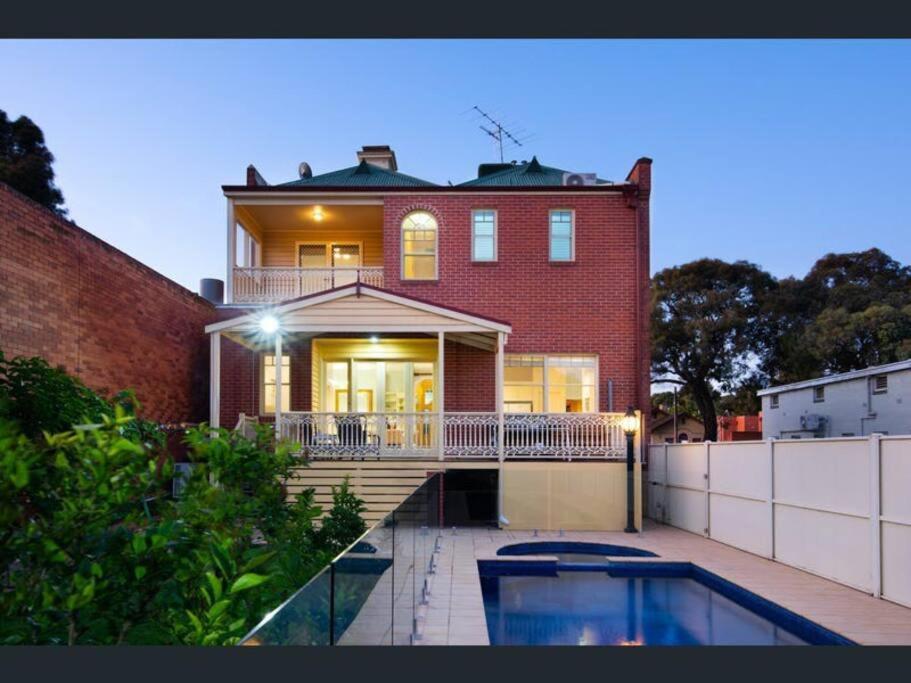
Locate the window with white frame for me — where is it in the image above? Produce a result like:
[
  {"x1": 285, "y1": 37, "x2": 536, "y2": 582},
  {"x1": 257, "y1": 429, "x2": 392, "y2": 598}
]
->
[
  {"x1": 769, "y1": 394, "x2": 779, "y2": 409},
  {"x1": 471, "y1": 209, "x2": 497, "y2": 261},
  {"x1": 504, "y1": 354, "x2": 597, "y2": 413},
  {"x1": 549, "y1": 210, "x2": 574, "y2": 261},
  {"x1": 813, "y1": 386, "x2": 825, "y2": 403},
  {"x1": 401, "y1": 211, "x2": 438, "y2": 279},
  {"x1": 262, "y1": 354, "x2": 290, "y2": 414}
]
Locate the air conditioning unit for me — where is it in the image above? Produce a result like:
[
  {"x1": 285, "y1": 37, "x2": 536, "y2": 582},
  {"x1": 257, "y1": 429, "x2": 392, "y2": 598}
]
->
[
  {"x1": 800, "y1": 414, "x2": 827, "y2": 431},
  {"x1": 562, "y1": 172, "x2": 598, "y2": 186},
  {"x1": 172, "y1": 462, "x2": 195, "y2": 498}
]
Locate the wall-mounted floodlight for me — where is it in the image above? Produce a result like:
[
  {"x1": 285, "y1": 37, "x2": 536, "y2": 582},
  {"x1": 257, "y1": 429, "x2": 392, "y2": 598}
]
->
[{"x1": 260, "y1": 315, "x2": 280, "y2": 335}]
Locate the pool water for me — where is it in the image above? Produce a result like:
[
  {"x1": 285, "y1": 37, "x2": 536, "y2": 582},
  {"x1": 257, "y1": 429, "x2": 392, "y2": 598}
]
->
[{"x1": 479, "y1": 567, "x2": 851, "y2": 646}]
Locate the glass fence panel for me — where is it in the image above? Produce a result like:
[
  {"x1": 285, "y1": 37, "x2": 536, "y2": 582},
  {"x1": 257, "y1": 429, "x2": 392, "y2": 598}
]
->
[
  {"x1": 241, "y1": 566, "x2": 332, "y2": 645},
  {"x1": 334, "y1": 512, "x2": 395, "y2": 645},
  {"x1": 391, "y1": 501, "x2": 416, "y2": 645},
  {"x1": 240, "y1": 473, "x2": 443, "y2": 646}
]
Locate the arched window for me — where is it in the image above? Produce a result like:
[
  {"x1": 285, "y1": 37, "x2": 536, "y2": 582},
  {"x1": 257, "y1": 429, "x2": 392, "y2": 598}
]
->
[{"x1": 401, "y1": 211, "x2": 438, "y2": 280}]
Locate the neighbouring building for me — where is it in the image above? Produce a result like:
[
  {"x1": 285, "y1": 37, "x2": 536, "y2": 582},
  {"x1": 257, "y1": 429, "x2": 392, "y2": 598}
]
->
[
  {"x1": 650, "y1": 408, "x2": 705, "y2": 443},
  {"x1": 716, "y1": 414, "x2": 763, "y2": 441},
  {"x1": 649, "y1": 408, "x2": 761, "y2": 443},
  {"x1": 207, "y1": 146, "x2": 653, "y2": 529},
  {"x1": 758, "y1": 360, "x2": 911, "y2": 439}
]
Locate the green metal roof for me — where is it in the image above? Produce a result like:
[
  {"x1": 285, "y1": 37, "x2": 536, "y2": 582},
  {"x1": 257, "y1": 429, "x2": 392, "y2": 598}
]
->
[
  {"x1": 278, "y1": 160, "x2": 437, "y2": 188},
  {"x1": 457, "y1": 156, "x2": 613, "y2": 187}
]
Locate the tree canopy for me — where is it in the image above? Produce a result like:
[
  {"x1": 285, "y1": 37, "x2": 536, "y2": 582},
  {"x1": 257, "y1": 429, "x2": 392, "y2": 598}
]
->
[
  {"x1": 0, "y1": 110, "x2": 66, "y2": 215},
  {"x1": 651, "y1": 259, "x2": 777, "y2": 440},
  {"x1": 652, "y1": 249, "x2": 911, "y2": 439}
]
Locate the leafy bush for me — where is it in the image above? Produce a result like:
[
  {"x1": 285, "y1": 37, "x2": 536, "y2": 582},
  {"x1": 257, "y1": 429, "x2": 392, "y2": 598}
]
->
[
  {"x1": 319, "y1": 477, "x2": 368, "y2": 554},
  {"x1": 0, "y1": 356, "x2": 369, "y2": 645},
  {"x1": 0, "y1": 352, "x2": 164, "y2": 450},
  {"x1": 0, "y1": 352, "x2": 113, "y2": 439}
]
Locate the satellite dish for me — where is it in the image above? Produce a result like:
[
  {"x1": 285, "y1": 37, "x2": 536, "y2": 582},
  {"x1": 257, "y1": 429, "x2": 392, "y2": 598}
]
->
[{"x1": 298, "y1": 162, "x2": 312, "y2": 179}]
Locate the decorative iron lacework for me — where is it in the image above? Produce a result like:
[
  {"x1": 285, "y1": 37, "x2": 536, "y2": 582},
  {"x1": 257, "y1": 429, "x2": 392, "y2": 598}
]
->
[
  {"x1": 503, "y1": 413, "x2": 625, "y2": 459},
  {"x1": 273, "y1": 412, "x2": 627, "y2": 460}
]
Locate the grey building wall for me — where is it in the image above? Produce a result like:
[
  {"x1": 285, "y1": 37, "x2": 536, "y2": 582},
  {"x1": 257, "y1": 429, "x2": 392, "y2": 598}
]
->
[{"x1": 761, "y1": 368, "x2": 911, "y2": 438}]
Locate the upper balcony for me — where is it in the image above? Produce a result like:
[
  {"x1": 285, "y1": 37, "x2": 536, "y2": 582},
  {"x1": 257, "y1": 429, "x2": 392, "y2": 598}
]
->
[
  {"x1": 233, "y1": 265, "x2": 384, "y2": 303},
  {"x1": 227, "y1": 201, "x2": 384, "y2": 304}
]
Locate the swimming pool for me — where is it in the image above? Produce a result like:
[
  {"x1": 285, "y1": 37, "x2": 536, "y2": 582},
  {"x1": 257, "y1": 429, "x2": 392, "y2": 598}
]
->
[{"x1": 479, "y1": 560, "x2": 854, "y2": 646}]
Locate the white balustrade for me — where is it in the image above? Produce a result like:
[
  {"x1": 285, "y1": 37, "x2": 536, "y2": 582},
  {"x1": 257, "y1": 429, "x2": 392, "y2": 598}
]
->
[
  {"x1": 503, "y1": 413, "x2": 626, "y2": 459},
  {"x1": 274, "y1": 411, "x2": 626, "y2": 460},
  {"x1": 232, "y1": 267, "x2": 384, "y2": 303}
]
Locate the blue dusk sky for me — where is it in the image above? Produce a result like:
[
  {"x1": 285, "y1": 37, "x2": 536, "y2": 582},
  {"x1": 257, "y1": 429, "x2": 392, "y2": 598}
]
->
[{"x1": 1, "y1": 40, "x2": 909, "y2": 291}]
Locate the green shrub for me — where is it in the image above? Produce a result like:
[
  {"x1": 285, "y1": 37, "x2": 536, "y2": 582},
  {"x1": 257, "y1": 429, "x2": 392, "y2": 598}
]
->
[
  {"x1": 319, "y1": 477, "x2": 368, "y2": 554},
  {"x1": 0, "y1": 356, "x2": 369, "y2": 646},
  {"x1": 0, "y1": 352, "x2": 112, "y2": 439}
]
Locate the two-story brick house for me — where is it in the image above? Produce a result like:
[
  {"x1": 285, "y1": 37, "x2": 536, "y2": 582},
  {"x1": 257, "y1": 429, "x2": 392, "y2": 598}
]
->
[{"x1": 206, "y1": 146, "x2": 651, "y2": 529}]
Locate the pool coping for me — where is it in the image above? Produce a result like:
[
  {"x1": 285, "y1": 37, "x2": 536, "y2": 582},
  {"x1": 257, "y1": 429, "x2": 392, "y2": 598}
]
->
[
  {"x1": 416, "y1": 525, "x2": 911, "y2": 646},
  {"x1": 476, "y1": 557, "x2": 856, "y2": 645}
]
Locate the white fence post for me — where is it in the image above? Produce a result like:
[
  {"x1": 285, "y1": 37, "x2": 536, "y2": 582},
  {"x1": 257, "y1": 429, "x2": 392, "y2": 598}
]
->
[
  {"x1": 768, "y1": 438, "x2": 776, "y2": 560},
  {"x1": 870, "y1": 434, "x2": 882, "y2": 598},
  {"x1": 704, "y1": 440, "x2": 711, "y2": 537},
  {"x1": 662, "y1": 443, "x2": 669, "y2": 523}
]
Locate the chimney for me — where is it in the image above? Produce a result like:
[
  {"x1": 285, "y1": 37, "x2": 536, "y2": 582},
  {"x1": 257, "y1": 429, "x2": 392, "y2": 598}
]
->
[
  {"x1": 356, "y1": 145, "x2": 397, "y2": 171},
  {"x1": 246, "y1": 164, "x2": 268, "y2": 187},
  {"x1": 625, "y1": 157, "x2": 652, "y2": 198}
]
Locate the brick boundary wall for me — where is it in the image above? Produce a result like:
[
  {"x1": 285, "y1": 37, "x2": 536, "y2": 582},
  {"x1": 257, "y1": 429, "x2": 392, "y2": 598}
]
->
[{"x1": 0, "y1": 182, "x2": 217, "y2": 423}]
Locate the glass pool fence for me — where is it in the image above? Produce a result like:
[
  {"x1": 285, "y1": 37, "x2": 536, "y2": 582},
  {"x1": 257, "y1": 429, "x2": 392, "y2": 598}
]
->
[{"x1": 240, "y1": 472, "x2": 443, "y2": 646}]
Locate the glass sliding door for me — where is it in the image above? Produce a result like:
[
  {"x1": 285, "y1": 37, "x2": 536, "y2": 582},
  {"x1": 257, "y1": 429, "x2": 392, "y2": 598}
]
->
[
  {"x1": 326, "y1": 362, "x2": 350, "y2": 412},
  {"x1": 331, "y1": 244, "x2": 361, "y2": 287},
  {"x1": 322, "y1": 358, "x2": 436, "y2": 453}
]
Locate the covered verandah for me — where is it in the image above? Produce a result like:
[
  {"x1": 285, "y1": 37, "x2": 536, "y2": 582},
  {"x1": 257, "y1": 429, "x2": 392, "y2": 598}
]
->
[{"x1": 205, "y1": 284, "x2": 628, "y2": 462}]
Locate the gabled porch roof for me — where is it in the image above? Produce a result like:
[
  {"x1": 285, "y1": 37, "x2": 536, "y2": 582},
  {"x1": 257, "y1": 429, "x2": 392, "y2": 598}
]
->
[{"x1": 205, "y1": 283, "x2": 511, "y2": 352}]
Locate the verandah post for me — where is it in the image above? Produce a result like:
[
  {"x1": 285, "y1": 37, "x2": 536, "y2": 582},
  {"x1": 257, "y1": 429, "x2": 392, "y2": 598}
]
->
[
  {"x1": 496, "y1": 332, "x2": 505, "y2": 524},
  {"x1": 209, "y1": 332, "x2": 221, "y2": 429},
  {"x1": 274, "y1": 333, "x2": 283, "y2": 441},
  {"x1": 225, "y1": 199, "x2": 235, "y2": 303},
  {"x1": 437, "y1": 332, "x2": 445, "y2": 461}
]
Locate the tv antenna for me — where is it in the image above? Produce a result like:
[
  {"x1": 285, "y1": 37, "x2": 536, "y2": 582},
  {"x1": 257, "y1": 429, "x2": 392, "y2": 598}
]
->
[{"x1": 473, "y1": 105, "x2": 524, "y2": 163}]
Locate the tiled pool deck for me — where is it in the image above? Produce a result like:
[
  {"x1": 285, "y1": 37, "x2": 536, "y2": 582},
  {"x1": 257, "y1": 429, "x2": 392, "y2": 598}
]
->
[{"x1": 416, "y1": 521, "x2": 911, "y2": 646}]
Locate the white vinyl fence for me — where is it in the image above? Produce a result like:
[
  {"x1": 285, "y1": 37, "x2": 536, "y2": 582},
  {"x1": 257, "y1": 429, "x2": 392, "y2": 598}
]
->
[{"x1": 647, "y1": 436, "x2": 911, "y2": 608}]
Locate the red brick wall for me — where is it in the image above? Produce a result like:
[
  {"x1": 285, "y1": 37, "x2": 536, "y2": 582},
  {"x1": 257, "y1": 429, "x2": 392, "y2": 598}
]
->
[
  {"x1": 217, "y1": 334, "x2": 313, "y2": 427},
  {"x1": 444, "y1": 339, "x2": 495, "y2": 412},
  {"x1": 382, "y1": 170, "x2": 651, "y2": 414},
  {"x1": 0, "y1": 183, "x2": 216, "y2": 423},
  {"x1": 219, "y1": 336, "x2": 259, "y2": 427}
]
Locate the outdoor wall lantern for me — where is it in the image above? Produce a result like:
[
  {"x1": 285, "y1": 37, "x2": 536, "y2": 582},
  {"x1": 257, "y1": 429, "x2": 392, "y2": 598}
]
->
[{"x1": 622, "y1": 405, "x2": 638, "y2": 533}]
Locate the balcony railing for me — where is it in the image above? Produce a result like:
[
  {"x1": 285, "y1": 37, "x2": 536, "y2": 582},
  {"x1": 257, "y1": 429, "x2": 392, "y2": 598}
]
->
[
  {"x1": 273, "y1": 411, "x2": 627, "y2": 460},
  {"x1": 232, "y1": 266, "x2": 384, "y2": 303}
]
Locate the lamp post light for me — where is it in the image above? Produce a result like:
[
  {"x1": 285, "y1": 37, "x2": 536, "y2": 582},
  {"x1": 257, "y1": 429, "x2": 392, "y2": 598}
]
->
[{"x1": 620, "y1": 406, "x2": 639, "y2": 533}]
